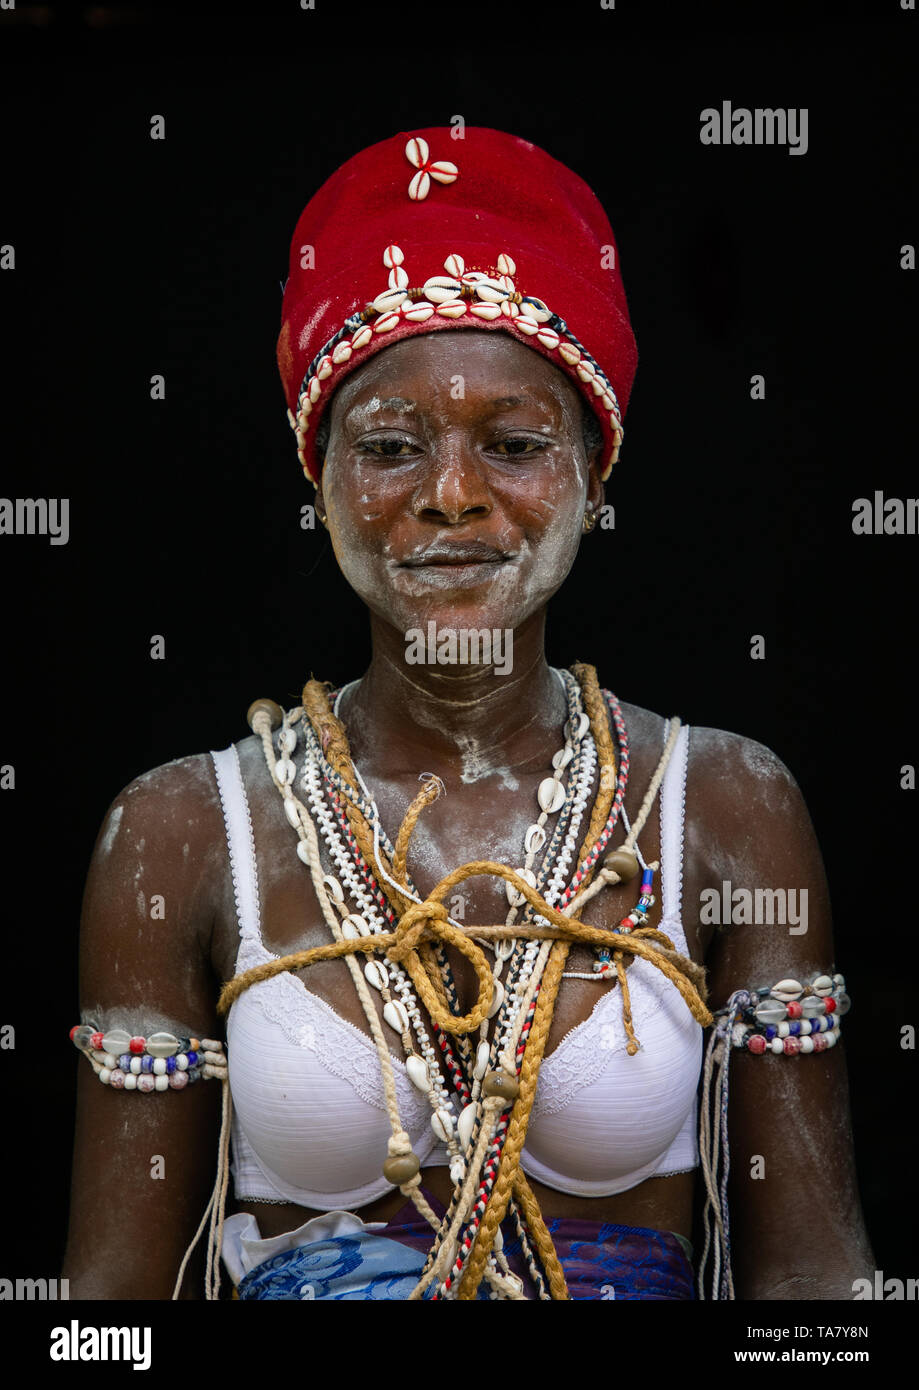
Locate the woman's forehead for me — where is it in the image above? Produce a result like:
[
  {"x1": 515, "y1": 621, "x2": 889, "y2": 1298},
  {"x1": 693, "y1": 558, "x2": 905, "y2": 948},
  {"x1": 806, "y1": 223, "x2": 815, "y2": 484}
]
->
[{"x1": 331, "y1": 331, "x2": 581, "y2": 420}]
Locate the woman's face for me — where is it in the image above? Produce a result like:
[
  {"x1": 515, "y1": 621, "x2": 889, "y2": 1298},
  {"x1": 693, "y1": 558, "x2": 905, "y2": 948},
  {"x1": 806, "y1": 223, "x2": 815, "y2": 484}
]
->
[{"x1": 314, "y1": 330, "x2": 605, "y2": 638}]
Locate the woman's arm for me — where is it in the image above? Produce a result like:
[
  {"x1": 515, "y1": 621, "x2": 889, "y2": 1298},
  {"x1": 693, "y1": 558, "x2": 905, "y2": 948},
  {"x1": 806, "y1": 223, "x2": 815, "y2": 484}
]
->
[
  {"x1": 691, "y1": 730, "x2": 876, "y2": 1300},
  {"x1": 62, "y1": 754, "x2": 230, "y2": 1299}
]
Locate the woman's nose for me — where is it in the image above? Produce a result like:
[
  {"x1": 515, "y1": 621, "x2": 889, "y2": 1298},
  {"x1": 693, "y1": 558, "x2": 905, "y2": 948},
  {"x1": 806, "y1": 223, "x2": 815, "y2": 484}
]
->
[{"x1": 411, "y1": 436, "x2": 493, "y2": 524}]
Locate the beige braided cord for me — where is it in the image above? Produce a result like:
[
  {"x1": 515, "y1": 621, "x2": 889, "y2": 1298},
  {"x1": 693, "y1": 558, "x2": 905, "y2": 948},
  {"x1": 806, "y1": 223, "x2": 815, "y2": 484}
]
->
[
  {"x1": 455, "y1": 688, "x2": 685, "y2": 1298},
  {"x1": 219, "y1": 667, "x2": 709, "y2": 1301}
]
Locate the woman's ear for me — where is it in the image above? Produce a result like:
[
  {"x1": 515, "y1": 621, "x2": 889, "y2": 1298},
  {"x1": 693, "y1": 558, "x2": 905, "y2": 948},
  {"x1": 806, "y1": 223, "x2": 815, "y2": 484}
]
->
[
  {"x1": 586, "y1": 448, "x2": 605, "y2": 518},
  {"x1": 313, "y1": 480, "x2": 328, "y2": 527}
]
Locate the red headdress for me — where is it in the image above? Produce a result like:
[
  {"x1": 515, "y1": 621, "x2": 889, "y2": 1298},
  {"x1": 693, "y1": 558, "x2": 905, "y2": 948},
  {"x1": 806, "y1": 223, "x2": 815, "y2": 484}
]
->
[{"x1": 277, "y1": 126, "x2": 638, "y2": 486}]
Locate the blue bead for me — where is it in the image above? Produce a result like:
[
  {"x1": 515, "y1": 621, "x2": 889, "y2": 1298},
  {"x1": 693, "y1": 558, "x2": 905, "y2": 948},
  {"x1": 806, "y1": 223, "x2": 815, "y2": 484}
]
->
[
  {"x1": 119, "y1": 1054, "x2": 132, "y2": 1070},
  {"x1": 166, "y1": 1056, "x2": 176, "y2": 1074},
  {"x1": 186, "y1": 1050, "x2": 198, "y2": 1067},
  {"x1": 641, "y1": 870, "x2": 654, "y2": 889},
  {"x1": 764, "y1": 1026, "x2": 777, "y2": 1041},
  {"x1": 788, "y1": 1021, "x2": 800, "y2": 1036},
  {"x1": 758, "y1": 987, "x2": 771, "y2": 998}
]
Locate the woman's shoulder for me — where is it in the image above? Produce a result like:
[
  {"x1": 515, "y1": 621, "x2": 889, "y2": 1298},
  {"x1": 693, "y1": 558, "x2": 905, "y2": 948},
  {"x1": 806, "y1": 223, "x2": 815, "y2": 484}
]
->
[{"x1": 617, "y1": 697, "x2": 803, "y2": 816}]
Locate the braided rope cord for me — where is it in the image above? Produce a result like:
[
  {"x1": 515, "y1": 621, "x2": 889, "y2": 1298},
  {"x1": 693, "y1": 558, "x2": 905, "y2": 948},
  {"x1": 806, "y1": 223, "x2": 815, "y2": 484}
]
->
[{"x1": 216, "y1": 666, "x2": 711, "y2": 1300}]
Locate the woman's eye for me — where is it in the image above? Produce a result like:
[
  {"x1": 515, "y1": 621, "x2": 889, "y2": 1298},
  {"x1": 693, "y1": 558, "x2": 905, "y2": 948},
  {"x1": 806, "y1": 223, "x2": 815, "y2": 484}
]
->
[
  {"x1": 493, "y1": 437, "x2": 544, "y2": 456},
  {"x1": 360, "y1": 437, "x2": 417, "y2": 457}
]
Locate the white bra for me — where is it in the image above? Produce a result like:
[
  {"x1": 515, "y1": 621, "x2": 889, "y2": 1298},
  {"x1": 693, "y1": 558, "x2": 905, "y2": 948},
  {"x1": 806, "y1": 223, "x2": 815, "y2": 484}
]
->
[{"x1": 212, "y1": 719, "x2": 703, "y2": 1211}]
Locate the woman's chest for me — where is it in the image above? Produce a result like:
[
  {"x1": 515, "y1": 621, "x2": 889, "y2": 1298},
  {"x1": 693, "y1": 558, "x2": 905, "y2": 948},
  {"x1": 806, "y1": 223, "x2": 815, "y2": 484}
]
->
[{"x1": 211, "y1": 730, "x2": 711, "y2": 1060}]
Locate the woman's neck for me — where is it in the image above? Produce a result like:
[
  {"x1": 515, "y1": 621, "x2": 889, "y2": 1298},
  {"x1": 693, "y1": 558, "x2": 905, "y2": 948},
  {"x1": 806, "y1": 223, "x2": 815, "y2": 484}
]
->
[{"x1": 334, "y1": 613, "x2": 571, "y2": 784}]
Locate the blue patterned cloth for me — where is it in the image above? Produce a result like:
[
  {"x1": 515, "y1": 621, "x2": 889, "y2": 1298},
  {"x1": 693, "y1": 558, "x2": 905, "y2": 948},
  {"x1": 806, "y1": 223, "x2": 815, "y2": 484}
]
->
[{"x1": 234, "y1": 1193, "x2": 694, "y2": 1301}]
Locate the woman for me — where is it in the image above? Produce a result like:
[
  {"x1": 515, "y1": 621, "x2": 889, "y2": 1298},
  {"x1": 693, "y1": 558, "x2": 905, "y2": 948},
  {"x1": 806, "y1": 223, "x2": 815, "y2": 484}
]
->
[{"x1": 62, "y1": 126, "x2": 874, "y2": 1301}]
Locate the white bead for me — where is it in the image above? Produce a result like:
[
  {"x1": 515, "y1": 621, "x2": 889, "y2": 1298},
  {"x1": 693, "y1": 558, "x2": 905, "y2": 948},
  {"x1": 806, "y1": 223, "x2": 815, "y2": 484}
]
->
[
  {"x1": 428, "y1": 160, "x2": 458, "y2": 184},
  {"x1": 473, "y1": 277, "x2": 507, "y2": 304},
  {"x1": 777, "y1": 1022, "x2": 790, "y2": 1038},
  {"x1": 275, "y1": 758, "x2": 296, "y2": 785},
  {"x1": 487, "y1": 980, "x2": 505, "y2": 1018},
  {"x1": 537, "y1": 777, "x2": 565, "y2": 814},
  {"x1": 524, "y1": 823, "x2": 547, "y2": 854},
  {"x1": 364, "y1": 960, "x2": 388, "y2": 991},
  {"x1": 406, "y1": 1055, "x2": 429, "y2": 1091},
  {"x1": 771, "y1": 979, "x2": 804, "y2": 1001},
  {"x1": 826, "y1": 1029, "x2": 838, "y2": 1047},
  {"x1": 384, "y1": 1000, "x2": 410, "y2": 1034},
  {"x1": 146, "y1": 1032, "x2": 180, "y2": 1058},
  {"x1": 409, "y1": 170, "x2": 431, "y2": 200},
  {"x1": 123, "y1": 1072, "x2": 137, "y2": 1090},
  {"x1": 130, "y1": 1056, "x2": 142, "y2": 1075},
  {"x1": 405, "y1": 136, "x2": 429, "y2": 168},
  {"x1": 431, "y1": 1108, "x2": 455, "y2": 1143},
  {"x1": 99, "y1": 1068, "x2": 112, "y2": 1084},
  {"x1": 152, "y1": 1058, "x2": 167, "y2": 1075},
  {"x1": 175, "y1": 1054, "x2": 188, "y2": 1071},
  {"x1": 372, "y1": 287, "x2": 407, "y2": 314},
  {"x1": 154, "y1": 1074, "x2": 169, "y2": 1091},
  {"x1": 525, "y1": 297, "x2": 552, "y2": 323},
  {"x1": 474, "y1": 1040, "x2": 491, "y2": 1080},
  {"x1": 457, "y1": 1104, "x2": 477, "y2": 1150},
  {"x1": 770, "y1": 1037, "x2": 784, "y2": 1054},
  {"x1": 323, "y1": 875, "x2": 345, "y2": 902},
  {"x1": 799, "y1": 1035, "x2": 814, "y2": 1052},
  {"x1": 402, "y1": 300, "x2": 435, "y2": 322},
  {"x1": 423, "y1": 276, "x2": 462, "y2": 303}
]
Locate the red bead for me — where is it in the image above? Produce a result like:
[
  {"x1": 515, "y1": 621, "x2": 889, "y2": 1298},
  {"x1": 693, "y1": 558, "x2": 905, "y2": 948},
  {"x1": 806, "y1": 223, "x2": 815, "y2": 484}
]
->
[
  {"x1": 90, "y1": 1032, "x2": 104, "y2": 1050},
  {"x1": 129, "y1": 1036, "x2": 146, "y2": 1054},
  {"x1": 823, "y1": 997, "x2": 836, "y2": 1013},
  {"x1": 812, "y1": 1034, "x2": 828, "y2": 1052},
  {"x1": 785, "y1": 1001, "x2": 802, "y2": 1019},
  {"x1": 747, "y1": 1034, "x2": 767, "y2": 1054},
  {"x1": 783, "y1": 1037, "x2": 801, "y2": 1055},
  {"x1": 69, "y1": 1025, "x2": 80, "y2": 1041}
]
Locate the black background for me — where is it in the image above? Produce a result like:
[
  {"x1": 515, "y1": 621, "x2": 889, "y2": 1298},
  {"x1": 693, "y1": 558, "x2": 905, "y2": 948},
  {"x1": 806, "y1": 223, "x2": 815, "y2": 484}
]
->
[{"x1": 0, "y1": 0, "x2": 916, "y2": 1341}]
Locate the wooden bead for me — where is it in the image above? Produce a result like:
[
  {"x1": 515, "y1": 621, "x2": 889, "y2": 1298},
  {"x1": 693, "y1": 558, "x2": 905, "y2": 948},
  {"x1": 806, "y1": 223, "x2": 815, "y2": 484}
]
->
[
  {"x1": 482, "y1": 1071, "x2": 520, "y2": 1102},
  {"x1": 603, "y1": 849, "x2": 639, "y2": 882},
  {"x1": 247, "y1": 698, "x2": 284, "y2": 732},
  {"x1": 382, "y1": 1152, "x2": 421, "y2": 1184}
]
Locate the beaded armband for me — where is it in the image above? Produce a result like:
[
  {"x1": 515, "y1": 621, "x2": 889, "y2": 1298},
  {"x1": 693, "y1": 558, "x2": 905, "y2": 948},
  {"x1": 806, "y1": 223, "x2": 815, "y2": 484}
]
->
[
  {"x1": 69, "y1": 1024, "x2": 226, "y2": 1090},
  {"x1": 718, "y1": 973, "x2": 850, "y2": 1056}
]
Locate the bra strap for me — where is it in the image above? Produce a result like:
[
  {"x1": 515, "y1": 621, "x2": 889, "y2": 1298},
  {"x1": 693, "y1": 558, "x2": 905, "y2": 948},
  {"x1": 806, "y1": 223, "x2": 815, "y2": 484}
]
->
[
  {"x1": 210, "y1": 744, "x2": 262, "y2": 944},
  {"x1": 658, "y1": 721, "x2": 690, "y2": 925}
]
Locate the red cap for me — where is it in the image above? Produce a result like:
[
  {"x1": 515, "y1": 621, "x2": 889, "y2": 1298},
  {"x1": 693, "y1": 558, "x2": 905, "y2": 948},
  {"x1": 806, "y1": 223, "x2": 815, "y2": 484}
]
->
[{"x1": 278, "y1": 126, "x2": 638, "y2": 486}]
